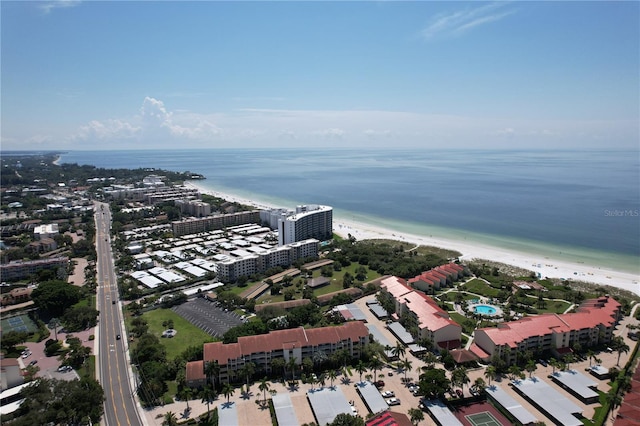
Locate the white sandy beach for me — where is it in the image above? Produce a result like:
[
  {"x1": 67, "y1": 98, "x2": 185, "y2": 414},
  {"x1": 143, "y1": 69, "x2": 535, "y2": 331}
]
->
[{"x1": 185, "y1": 182, "x2": 640, "y2": 296}]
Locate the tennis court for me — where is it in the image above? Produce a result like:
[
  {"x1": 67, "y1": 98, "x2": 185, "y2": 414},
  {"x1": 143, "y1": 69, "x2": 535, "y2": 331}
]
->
[
  {"x1": 465, "y1": 411, "x2": 503, "y2": 426},
  {"x1": 1, "y1": 314, "x2": 38, "y2": 334},
  {"x1": 453, "y1": 401, "x2": 511, "y2": 426}
]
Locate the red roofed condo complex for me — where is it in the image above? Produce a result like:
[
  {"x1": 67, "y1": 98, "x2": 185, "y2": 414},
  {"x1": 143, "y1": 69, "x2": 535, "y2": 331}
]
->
[
  {"x1": 185, "y1": 321, "x2": 369, "y2": 388},
  {"x1": 472, "y1": 295, "x2": 621, "y2": 365},
  {"x1": 407, "y1": 263, "x2": 467, "y2": 293},
  {"x1": 379, "y1": 275, "x2": 462, "y2": 349}
]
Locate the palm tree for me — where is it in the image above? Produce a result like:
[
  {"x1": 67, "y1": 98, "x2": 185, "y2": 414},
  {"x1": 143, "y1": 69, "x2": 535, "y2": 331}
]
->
[
  {"x1": 163, "y1": 411, "x2": 178, "y2": 426},
  {"x1": 402, "y1": 358, "x2": 413, "y2": 383},
  {"x1": 422, "y1": 352, "x2": 437, "y2": 369},
  {"x1": 355, "y1": 360, "x2": 367, "y2": 383},
  {"x1": 201, "y1": 386, "x2": 216, "y2": 416},
  {"x1": 508, "y1": 365, "x2": 522, "y2": 380},
  {"x1": 484, "y1": 365, "x2": 497, "y2": 385},
  {"x1": 612, "y1": 336, "x2": 630, "y2": 366},
  {"x1": 606, "y1": 388, "x2": 623, "y2": 420},
  {"x1": 258, "y1": 377, "x2": 271, "y2": 405},
  {"x1": 240, "y1": 361, "x2": 256, "y2": 392},
  {"x1": 205, "y1": 361, "x2": 220, "y2": 388},
  {"x1": 222, "y1": 383, "x2": 234, "y2": 404},
  {"x1": 328, "y1": 370, "x2": 338, "y2": 388},
  {"x1": 525, "y1": 359, "x2": 537, "y2": 378},
  {"x1": 452, "y1": 367, "x2": 470, "y2": 394},
  {"x1": 408, "y1": 407, "x2": 424, "y2": 425},
  {"x1": 287, "y1": 357, "x2": 298, "y2": 381},
  {"x1": 392, "y1": 342, "x2": 406, "y2": 360},
  {"x1": 183, "y1": 387, "x2": 193, "y2": 410},
  {"x1": 549, "y1": 358, "x2": 559, "y2": 374},
  {"x1": 365, "y1": 373, "x2": 373, "y2": 383},
  {"x1": 369, "y1": 356, "x2": 383, "y2": 383},
  {"x1": 586, "y1": 349, "x2": 595, "y2": 367},
  {"x1": 271, "y1": 358, "x2": 286, "y2": 381},
  {"x1": 473, "y1": 377, "x2": 487, "y2": 394}
]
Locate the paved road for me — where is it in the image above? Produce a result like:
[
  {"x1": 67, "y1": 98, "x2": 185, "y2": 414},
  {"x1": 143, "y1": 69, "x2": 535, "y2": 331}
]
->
[{"x1": 95, "y1": 202, "x2": 144, "y2": 426}]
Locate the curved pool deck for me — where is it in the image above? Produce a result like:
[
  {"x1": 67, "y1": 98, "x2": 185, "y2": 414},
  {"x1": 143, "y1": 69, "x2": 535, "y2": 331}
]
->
[{"x1": 468, "y1": 303, "x2": 504, "y2": 317}]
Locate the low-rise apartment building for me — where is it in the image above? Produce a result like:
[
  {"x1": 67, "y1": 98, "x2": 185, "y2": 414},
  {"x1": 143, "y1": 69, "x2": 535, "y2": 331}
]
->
[
  {"x1": 215, "y1": 239, "x2": 319, "y2": 282},
  {"x1": 0, "y1": 257, "x2": 69, "y2": 282},
  {"x1": 379, "y1": 276, "x2": 462, "y2": 350},
  {"x1": 472, "y1": 295, "x2": 621, "y2": 365},
  {"x1": 185, "y1": 321, "x2": 370, "y2": 388},
  {"x1": 171, "y1": 210, "x2": 261, "y2": 237}
]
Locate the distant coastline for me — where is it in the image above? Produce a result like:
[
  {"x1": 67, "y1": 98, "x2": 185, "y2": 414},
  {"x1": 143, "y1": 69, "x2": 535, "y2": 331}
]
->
[{"x1": 185, "y1": 180, "x2": 640, "y2": 296}]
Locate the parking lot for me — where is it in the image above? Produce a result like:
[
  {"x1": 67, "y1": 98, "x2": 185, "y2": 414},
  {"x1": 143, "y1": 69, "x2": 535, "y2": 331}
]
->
[{"x1": 172, "y1": 297, "x2": 244, "y2": 338}]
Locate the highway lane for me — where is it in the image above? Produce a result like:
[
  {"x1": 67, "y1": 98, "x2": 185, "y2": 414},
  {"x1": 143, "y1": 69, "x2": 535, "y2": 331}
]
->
[{"x1": 94, "y1": 202, "x2": 144, "y2": 426}]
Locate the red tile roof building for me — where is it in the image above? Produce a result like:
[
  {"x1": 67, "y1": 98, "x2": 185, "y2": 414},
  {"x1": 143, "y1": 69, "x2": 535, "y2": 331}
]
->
[
  {"x1": 614, "y1": 358, "x2": 640, "y2": 425},
  {"x1": 473, "y1": 295, "x2": 621, "y2": 365},
  {"x1": 379, "y1": 276, "x2": 462, "y2": 349},
  {"x1": 186, "y1": 321, "x2": 370, "y2": 388},
  {"x1": 407, "y1": 263, "x2": 467, "y2": 293},
  {"x1": 365, "y1": 410, "x2": 413, "y2": 426}
]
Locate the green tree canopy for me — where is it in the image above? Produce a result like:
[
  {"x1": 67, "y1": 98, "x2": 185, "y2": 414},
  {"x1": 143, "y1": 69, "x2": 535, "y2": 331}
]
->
[
  {"x1": 31, "y1": 280, "x2": 81, "y2": 317},
  {"x1": 13, "y1": 377, "x2": 104, "y2": 426}
]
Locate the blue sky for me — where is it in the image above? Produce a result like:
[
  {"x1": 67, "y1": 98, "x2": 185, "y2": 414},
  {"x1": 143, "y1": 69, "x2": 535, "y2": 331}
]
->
[{"x1": 1, "y1": 1, "x2": 638, "y2": 150}]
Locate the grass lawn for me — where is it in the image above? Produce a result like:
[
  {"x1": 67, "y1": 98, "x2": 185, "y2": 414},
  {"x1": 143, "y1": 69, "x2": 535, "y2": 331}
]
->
[
  {"x1": 256, "y1": 262, "x2": 381, "y2": 303},
  {"x1": 535, "y1": 299, "x2": 572, "y2": 314},
  {"x1": 78, "y1": 355, "x2": 96, "y2": 380},
  {"x1": 462, "y1": 279, "x2": 502, "y2": 298},
  {"x1": 130, "y1": 309, "x2": 215, "y2": 360},
  {"x1": 448, "y1": 312, "x2": 468, "y2": 326}
]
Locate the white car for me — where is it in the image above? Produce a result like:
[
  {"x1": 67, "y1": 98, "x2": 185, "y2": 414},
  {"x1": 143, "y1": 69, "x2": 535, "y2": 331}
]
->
[
  {"x1": 350, "y1": 405, "x2": 358, "y2": 416},
  {"x1": 380, "y1": 390, "x2": 395, "y2": 398},
  {"x1": 386, "y1": 398, "x2": 401, "y2": 406}
]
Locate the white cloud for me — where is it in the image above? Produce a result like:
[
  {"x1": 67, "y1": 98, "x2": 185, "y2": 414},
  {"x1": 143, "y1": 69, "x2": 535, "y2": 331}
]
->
[
  {"x1": 73, "y1": 119, "x2": 140, "y2": 141},
  {"x1": 39, "y1": 0, "x2": 82, "y2": 14},
  {"x1": 421, "y1": 2, "x2": 514, "y2": 40},
  {"x1": 313, "y1": 128, "x2": 345, "y2": 139},
  {"x1": 27, "y1": 97, "x2": 633, "y2": 150}
]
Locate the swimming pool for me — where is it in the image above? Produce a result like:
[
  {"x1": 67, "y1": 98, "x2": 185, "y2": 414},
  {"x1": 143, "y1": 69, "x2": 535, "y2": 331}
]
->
[{"x1": 474, "y1": 305, "x2": 497, "y2": 315}]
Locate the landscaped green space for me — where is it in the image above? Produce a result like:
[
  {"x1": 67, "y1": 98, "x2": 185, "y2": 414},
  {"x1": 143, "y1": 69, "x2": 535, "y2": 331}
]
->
[
  {"x1": 462, "y1": 278, "x2": 502, "y2": 298},
  {"x1": 533, "y1": 299, "x2": 572, "y2": 314},
  {"x1": 129, "y1": 309, "x2": 214, "y2": 359},
  {"x1": 448, "y1": 312, "x2": 468, "y2": 327},
  {"x1": 255, "y1": 262, "x2": 381, "y2": 304}
]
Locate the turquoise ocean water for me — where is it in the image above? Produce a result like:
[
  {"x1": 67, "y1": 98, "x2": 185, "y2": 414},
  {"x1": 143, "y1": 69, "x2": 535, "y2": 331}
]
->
[{"x1": 59, "y1": 149, "x2": 640, "y2": 274}]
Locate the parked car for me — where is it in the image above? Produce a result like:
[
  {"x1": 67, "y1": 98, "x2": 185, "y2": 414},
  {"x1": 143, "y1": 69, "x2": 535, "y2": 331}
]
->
[
  {"x1": 380, "y1": 390, "x2": 395, "y2": 398},
  {"x1": 456, "y1": 389, "x2": 463, "y2": 398},
  {"x1": 29, "y1": 360, "x2": 38, "y2": 366},
  {"x1": 21, "y1": 351, "x2": 31, "y2": 359},
  {"x1": 350, "y1": 405, "x2": 358, "y2": 416},
  {"x1": 470, "y1": 387, "x2": 479, "y2": 396},
  {"x1": 539, "y1": 359, "x2": 548, "y2": 367},
  {"x1": 57, "y1": 365, "x2": 72, "y2": 372},
  {"x1": 374, "y1": 380, "x2": 385, "y2": 388},
  {"x1": 386, "y1": 398, "x2": 401, "y2": 406}
]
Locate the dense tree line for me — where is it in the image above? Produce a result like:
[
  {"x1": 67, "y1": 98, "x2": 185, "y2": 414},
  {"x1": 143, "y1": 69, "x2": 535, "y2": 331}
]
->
[
  {"x1": 326, "y1": 239, "x2": 447, "y2": 279},
  {"x1": 4, "y1": 377, "x2": 104, "y2": 426}
]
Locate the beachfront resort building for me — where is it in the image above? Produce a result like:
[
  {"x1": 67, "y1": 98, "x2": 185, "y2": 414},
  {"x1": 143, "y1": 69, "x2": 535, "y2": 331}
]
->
[
  {"x1": 471, "y1": 295, "x2": 622, "y2": 365},
  {"x1": 185, "y1": 321, "x2": 370, "y2": 387},
  {"x1": 379, "y1": 275, "x2": 462, "y2": 350},
  {"x1": 276, "y1": 205, "x2": 333, "y2": 246},
  {"x1": 215, "y1": 238, "x2": 319, "y2": 282}
]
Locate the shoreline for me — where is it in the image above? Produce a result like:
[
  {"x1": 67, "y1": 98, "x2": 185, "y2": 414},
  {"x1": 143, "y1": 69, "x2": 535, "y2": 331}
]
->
[{"x1": 184, "y1": 181, "x2": 640, "y2": 296}]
